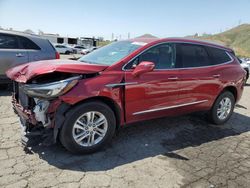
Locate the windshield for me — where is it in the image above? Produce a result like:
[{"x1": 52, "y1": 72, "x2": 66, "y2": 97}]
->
[{"x1": 79, "y1": 41, "x2": 145, "y2": 65}]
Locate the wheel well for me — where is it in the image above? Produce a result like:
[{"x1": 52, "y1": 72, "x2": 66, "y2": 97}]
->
[
  {"x1": 73, "y1": 96, "x2": 122, "y2": 129},
  {"x1": 223, "y1": 86, "x2": 237, "y2": 101}
]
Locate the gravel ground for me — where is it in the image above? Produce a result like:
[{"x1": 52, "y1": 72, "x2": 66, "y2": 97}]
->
[{"x1": 0, "y1": 81, "x2": 250, "y2": 188}]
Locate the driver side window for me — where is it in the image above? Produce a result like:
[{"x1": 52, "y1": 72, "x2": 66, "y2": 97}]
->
[{"x1": 126, "y1": 43, "x2": 176, "y2": 70}]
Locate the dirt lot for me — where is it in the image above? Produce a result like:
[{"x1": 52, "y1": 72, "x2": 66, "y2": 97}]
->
[{"x1": 0, "y1": 81, "x2": 250, "y2": 188}]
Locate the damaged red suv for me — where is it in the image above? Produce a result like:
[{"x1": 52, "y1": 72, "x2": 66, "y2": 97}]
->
[{"x1": 6, "y1": 38, "x2": 246, "y2": 154}]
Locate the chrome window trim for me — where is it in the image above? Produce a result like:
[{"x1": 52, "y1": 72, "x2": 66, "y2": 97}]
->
[
  {"x1": 133, "y1": 100, "x2": 208, "y2": 115},
  {"x1": 122, "y1": 41, "x2": 234, "y2": 71}
]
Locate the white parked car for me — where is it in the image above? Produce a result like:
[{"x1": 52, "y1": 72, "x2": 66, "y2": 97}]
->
[
  {"x1": 80, "y1": 46, "x2": 98, "y2": 55},
  {"x1": 239, "y1": 58, "x2": 249, "y2": 81},
  {"x1": 246, "y1": 59, "x2": 250, "y2": 66},
  {"x1": 72, "y1": 45, "x2": 87, "y2": 54},
  {"x1": 54, "y1": 44, "x2": 74, "y2": 54},
  {"x1": 80, "y1": 48, "x2": 91, "y2": 55}
]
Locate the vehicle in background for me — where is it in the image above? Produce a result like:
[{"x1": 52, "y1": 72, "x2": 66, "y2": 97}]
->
[
  {"x1": 240, "y1": 57, "x2": 250, "y2": 66},
  {"x1": 80, "y1": 48, "x2": 91, "y2": 55},
  {"x1": 0, "y1": 30, "x2": 59, "y2": 84},
  {"x1": 91, "y1": 46, "x2": 98, "y2": 51},
  {"x1": 246, "y1": 59, "x2": 250, "y2": 66},
  {"x1": 54, "y1": 44, "x2": 74, "y2": 54},
  {"x1": 80, "y1": 46, "x2": 98, "y2": 55},
  {"x1": 239, "y1": 58, "x2": 249, "y2": 81},
  {"x1": 6, "y1": 38, "x2": 246, "y2": 154},
  {"x1": 72, "y1": 45, "x2": 87, "y2": 54}
]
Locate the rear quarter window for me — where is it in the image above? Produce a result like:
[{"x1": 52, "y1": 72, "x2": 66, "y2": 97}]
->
[
  {"x1": 206, "y1": 47, "x2": 232, "y2": 65},
  {"x1": 18, "y1": 36, "x2": 41, "y2": 50}
]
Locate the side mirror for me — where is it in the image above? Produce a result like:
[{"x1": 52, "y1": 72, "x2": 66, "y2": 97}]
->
[{"x1": 132, "y1": 61, "x2": 155, "y2": 77}]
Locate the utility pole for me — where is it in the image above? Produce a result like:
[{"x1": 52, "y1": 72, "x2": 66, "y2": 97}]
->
[{"x1": 111, "y1": 33, "x2": 114, "y2": 41}]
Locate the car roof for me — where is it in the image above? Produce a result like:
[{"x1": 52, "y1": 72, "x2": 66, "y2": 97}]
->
[
  {"x1": 129, "y1": 37, "x2": 233, "y2": 52},
  {"x1": 0, "y1": 29, "x2": 44, "y2": 40}
]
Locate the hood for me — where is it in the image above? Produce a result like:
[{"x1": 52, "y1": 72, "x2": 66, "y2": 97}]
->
[{"x1": 6, "y1": 59, "x2": 108, "y2": 83}]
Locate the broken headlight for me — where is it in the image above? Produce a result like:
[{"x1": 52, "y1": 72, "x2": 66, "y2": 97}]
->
[{"x1": 20, "y1": 76, "x2": 81, "y2": 98}]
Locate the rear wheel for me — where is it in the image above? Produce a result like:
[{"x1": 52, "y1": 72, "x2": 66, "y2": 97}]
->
[
  {"x1": 208, "y1": 91, "x2": 235, "y2": 125},
  {"x1": 59, "y1": 101, "x2": 116, "y2": 154},
  {"x1": 65, "y1": 51, "x2": 70, "y2": 54}
]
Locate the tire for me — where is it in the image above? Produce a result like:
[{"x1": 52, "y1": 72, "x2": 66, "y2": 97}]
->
[
  {"x1": 65, "y1": 51, "x2": 70, "y2": 54},
  {"x1": 208, "y1": 91, "x2": 235, "y2": 125},
  {"x1": 59, "y1": 101, "x2": 116, "y2": 154}
]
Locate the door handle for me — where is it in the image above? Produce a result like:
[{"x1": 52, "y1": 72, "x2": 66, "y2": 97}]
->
[
  {"x1": 213, "y1": 74, "x2": 220, "y2": 78},
  {"x1": 16, "y1": 53, "x2": 24, "y2": 57},
  {"x1": 168, "y1": 77, "x2": 178, "y2": 80}
]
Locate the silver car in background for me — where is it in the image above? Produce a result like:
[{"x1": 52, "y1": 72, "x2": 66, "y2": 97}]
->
[
  {"x1": 239, "y1": 58, "x2": 249, "y2": 82},
  {"x1": 0, "y1": 30, "x2": 60, "y2": 84},
  {"x1": 53, "y1": 44, "x2": 74, "y2": 54}
]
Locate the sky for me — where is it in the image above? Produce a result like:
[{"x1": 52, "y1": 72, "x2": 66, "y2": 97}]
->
[{"x1": 0, "y1": 0, "x2": 250, "y2": 40}]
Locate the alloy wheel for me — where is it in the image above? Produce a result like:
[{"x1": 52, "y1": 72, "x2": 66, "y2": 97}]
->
[
  {"x1": 72, "y1": 111, "x2": 108, "y2": 147},
  {"x1": 217, "y1": 97, "x2": 232, "y2": 120}
]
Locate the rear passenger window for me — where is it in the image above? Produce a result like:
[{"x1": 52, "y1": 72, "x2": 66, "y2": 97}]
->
[
  {"x1": 0, "y1": 34, "x2": 19, "y2": 49},
  {"x1": 18, "y1": 36, "x2": 40, "y2": 50},
  {"x1": 176, "y1": 44, "x2": 211, "y2": 68},
  {"x1": 207, "y1": 47, "x2": 231, "y2": 65}
]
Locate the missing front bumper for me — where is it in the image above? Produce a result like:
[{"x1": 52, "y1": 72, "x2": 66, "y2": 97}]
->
[
  {"x1": 12, "y1": 92, "x2": 65, "y2": 146},
  {"x1": 12, "y1": 94, "x2": 37, "y2": 127}
]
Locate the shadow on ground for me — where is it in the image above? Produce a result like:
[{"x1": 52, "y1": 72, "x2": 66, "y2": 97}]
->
[{"x1": 25, "y1": 111, "x2": 250, "y2": 172}]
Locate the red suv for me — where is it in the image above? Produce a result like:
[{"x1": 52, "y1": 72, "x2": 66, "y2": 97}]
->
[{"x1": 6, "y1": 38, "x2": 246, "y2": 154}]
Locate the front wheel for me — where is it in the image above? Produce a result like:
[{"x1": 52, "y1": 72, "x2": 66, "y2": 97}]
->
[
  {"x1": 59, "y1": 101, "x2": 116, "y2": 154},
  {"x1": 208, "y1": 91, "x2": 235, "y2": 125}
]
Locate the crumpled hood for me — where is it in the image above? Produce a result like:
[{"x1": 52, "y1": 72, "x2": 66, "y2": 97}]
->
[{"x1": 6, "y1": 59, "x2": 108, "y2": 83}]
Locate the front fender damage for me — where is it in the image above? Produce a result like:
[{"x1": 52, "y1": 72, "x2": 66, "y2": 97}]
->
[
  {"x1": 13, "y1": 70, "x2": 124, "y2": 147},
  {"x1": 53, "y1": 102, "x2": 71, "y2": 142},
  {"x1": 19, "y1": 98, "x2": 71, "y2": 147},
  {"x1": 14, "y1": 72, "x2": 98, "y2": 146}
]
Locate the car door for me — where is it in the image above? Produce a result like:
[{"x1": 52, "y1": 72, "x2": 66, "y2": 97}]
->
[
  {"x1": 0, "y1": 33, "x2": 28, "y2": 78},
  {"x1": 124, "y1": 43, "x2": 180, "y2": 123},
  {"x1": 176, "y1": 43, "x2": 220, "y2": 111},
  {"x1": 17, "y1": 36, "x2": 42, "y2": 62}
]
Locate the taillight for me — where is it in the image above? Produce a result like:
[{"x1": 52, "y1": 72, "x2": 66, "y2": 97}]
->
[{"x1": 55, "y1": 52, "x2": 60, "y2": 59}]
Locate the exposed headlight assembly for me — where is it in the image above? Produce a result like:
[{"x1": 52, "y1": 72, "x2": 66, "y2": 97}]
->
[{"x1": 20, "y1": 76, "x2": 81, "y2": 98}]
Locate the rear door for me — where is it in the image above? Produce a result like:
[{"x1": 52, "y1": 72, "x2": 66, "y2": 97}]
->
[
  {"x1": 0, "y1": 33, "x2": 28, "y2": 77},
  {"x1": 17, "y1": 36, "x2": 42, "y2": 62},
  {"x1": 18, "y1": 36, "x2": 56, "y2": 62},
  {"x1": 176, "y1": 43, "x2": 221, "y2": 110}
]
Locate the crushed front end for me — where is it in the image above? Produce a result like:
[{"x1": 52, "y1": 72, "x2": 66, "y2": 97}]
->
[
  {"x1": 5, "y1": 59, "x2": 108, "y2": 147},
  {"x1": 11, "y1": 74, "x2": 81, "y2": 146}
]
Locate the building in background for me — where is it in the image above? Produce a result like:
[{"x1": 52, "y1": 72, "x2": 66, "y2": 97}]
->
[
  {"x1": 39, "y1": 34, "x2": 99, "y2": 47},
  {"x1": 0, "y1": 27, "x2": 100, "y2": 47}
]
